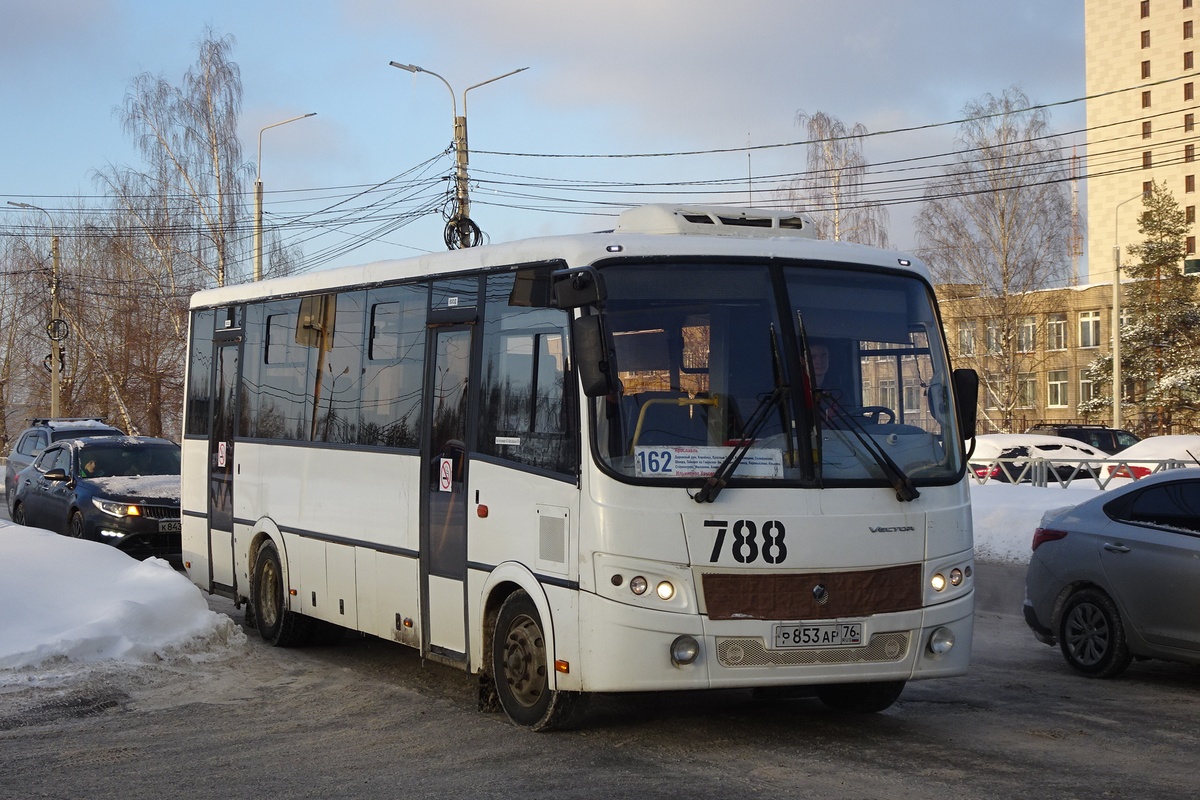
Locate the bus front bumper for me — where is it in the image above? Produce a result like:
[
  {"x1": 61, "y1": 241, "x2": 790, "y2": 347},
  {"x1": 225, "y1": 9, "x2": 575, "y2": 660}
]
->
[{"x1": 574, "y1": 590, "x2": 973, "y2": 694}]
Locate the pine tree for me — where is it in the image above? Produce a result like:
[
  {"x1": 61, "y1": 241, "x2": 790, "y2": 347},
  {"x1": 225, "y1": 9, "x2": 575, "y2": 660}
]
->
[{"x1": 1082, "y1": 182, "x2": 1200, "y2": 432}]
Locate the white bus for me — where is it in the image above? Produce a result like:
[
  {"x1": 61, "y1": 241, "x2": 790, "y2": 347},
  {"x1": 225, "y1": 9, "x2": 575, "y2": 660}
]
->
[{"x1": 181, "y1": 204, "x2": 979, "y2": 730}]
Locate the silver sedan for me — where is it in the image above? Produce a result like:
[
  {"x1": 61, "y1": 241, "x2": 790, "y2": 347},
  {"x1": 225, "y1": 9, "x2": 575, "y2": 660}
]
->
[{"x1": 1024, "y1": 467, "x2": 1200, "y2": 677}]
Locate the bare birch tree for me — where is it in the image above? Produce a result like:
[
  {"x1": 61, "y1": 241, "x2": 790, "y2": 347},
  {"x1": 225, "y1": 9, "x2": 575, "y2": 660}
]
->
[
  {"x1": 916, "y1": 87, "x2": 1073, "y2": 431},
  {"x1": 785, "y1": 111, "x2": 890, "y2": 247}
]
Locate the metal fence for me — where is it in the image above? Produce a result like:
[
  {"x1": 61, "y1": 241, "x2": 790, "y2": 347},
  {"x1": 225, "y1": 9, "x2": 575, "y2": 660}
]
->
[{"x1": 969, "y1": 457, "x2": 1195, "y2": 488}]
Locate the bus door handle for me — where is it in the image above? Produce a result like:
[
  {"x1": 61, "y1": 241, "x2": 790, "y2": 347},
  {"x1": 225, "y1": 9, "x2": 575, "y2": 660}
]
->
[{"x1": 1103, "y1": 542, "x2": 1131, "y2": 554}]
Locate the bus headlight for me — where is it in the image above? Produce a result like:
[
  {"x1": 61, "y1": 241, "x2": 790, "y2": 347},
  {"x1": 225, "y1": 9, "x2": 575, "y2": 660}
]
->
[
  {"x1": 928, "y1": 627, "x2": 955, "y2": 655},
  {"x1": 671, "y1": 635, "x2": 700, "y2": 666},
  {"x1": 629, "y1": 576, "x2": 648, "y2": 596},
  {"x1": 656, "y1": 581, "x2": 675, "y2": 600},
  {"x1": 930, "y1": 573, "x2": 947, "y2": 592}
]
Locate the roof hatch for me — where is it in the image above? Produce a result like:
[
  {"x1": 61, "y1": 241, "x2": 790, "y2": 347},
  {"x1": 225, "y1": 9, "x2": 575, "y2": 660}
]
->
[{"x1": 614, "y1": 204, "x2": 816, "y2": 238}]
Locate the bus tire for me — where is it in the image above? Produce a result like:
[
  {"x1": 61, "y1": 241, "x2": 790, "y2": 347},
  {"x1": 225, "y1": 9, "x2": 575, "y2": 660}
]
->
[
  {"x1": 817, "y1": 680, "x2": 905, "y2": 713},
  {"x1": 492, "y1": 590, "x2": 588, "y2": 731},
  {"x1": 251, "y1": 541, "x2": 313, "y2": 647}
]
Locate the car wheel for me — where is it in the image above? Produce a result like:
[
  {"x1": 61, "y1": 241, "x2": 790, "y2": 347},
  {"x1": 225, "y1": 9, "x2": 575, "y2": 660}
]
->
[
  {"x1": 816, "y1": 680, "x2": 906, "y2": 713},
  {"x1": 11, "y1": 502, "x2": 26, "y2": 526},
  {"x1": 69, "y1": 511, "x2": 86, "y2": 539},
  {"x1": 492, "y1": 590, "x2": 588, "y2": 731},
  {"x1": 1058, "y1": 588, "x2": 1133, "y2": 678},
  {"x1": 251, "y1": 540, "x2": 313, "y2": 647}
]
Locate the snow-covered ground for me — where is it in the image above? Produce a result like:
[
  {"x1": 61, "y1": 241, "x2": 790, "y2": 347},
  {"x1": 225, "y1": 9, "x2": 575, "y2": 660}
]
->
[{"x1": 0, "y1": 480, "x2": 1110, "y2": 686}]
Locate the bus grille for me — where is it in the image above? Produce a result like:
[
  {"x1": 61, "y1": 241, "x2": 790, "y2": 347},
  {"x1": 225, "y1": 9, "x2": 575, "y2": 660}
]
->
[{"x1": 716, "y1": 632, "x2": 910, "y2": 667}]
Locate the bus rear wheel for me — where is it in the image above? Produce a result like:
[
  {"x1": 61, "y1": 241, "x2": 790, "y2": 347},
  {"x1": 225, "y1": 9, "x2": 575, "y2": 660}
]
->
[
  {"x1": 492, "y1": 590, "x2": 587, "y2": 731},
  {"x1": 816, "y1": 680, "x2": 905, "y2": 713},
  {"x1": 251, "y1": 541, "x2": 313, "y2": 647}
]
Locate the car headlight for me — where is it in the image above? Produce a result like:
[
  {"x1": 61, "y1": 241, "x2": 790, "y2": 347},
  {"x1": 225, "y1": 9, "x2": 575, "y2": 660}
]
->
[{"x1": 93, "y1": 498, "x2": 141, "y2": 518}]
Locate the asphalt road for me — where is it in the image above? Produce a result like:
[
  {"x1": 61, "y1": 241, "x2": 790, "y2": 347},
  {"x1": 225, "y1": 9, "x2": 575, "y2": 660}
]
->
[{"x1": 3, "y1": 566, "x2": 1199, "y2": 800}]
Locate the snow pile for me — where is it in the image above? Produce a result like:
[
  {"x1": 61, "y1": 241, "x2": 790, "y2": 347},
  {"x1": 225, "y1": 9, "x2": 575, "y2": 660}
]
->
[
  {"x1": 968, "y1": 481, "x2": 1103, "y2": 563},
  {"x1": 0, "y1": 522, "x2": 243, "y2": 680}
]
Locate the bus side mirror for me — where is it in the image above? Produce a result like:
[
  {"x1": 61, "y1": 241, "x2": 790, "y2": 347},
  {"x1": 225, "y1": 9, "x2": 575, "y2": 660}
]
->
[
  {"x1": 553, "y1": 267, "x2": 607, "y2": 309},
  {"x1": 952, "y1": 368, "x2": 979, "y2": 442},
  {"x1": 572, "y1": 314, "x2": 617, "y2": 397}
]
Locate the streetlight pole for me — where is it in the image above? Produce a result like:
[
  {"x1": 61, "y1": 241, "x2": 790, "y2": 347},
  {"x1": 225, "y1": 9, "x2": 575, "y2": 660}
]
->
[
  {"x1": 255, "y1": 112, "x2": 317, "y2": 281},
  {"x1": 1111, "y1": 190, "x2": 1147, "y2": 429},
  {"x1": 8, "y1": 201, "x2": 62, "y2": 418},
  {"x1": 389, "y1": 61, "x2": 527, "y2": 249}
]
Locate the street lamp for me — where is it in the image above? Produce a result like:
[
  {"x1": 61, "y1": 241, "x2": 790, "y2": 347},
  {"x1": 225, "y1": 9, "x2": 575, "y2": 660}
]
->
[
  {"x1": 1111, "y1": 190, "x2": 1148, "y2": 429},
  {"x1": 255, "y1": 112, "x2": 317, "y2": 281},
  {"x1": 7, "y1": 201, "x2": 63, "y2": 418},
  {"x1": 389, "y1": 60, "x2": 528, "y2": 249}
]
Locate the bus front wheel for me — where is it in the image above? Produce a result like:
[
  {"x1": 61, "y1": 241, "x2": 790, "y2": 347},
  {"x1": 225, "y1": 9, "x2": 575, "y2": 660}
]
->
[
  {"x1": 492, "y1": 590, "x2": 587, "y2": 731},
  {"x1": 251, "y1": 541, "x2": 313, "y2": 647}
]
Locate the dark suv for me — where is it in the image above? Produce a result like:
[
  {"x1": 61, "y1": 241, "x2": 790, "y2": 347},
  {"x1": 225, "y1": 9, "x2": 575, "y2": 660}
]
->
[
  {"x1": 5, "y1": 417, "x2": 124, "y2": 515},
  {"x1": 1025, "y1": 423, "x2": 1140, "y2": 455}
]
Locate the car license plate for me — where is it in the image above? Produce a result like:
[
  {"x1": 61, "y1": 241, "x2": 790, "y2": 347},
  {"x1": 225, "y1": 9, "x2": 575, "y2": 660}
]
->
[
  {"x1": 772, "y1": 621, "x2": 863, "y2": 649},
  {"x1": 159, "y1": 520, "x2": 182, "y2": 533}
]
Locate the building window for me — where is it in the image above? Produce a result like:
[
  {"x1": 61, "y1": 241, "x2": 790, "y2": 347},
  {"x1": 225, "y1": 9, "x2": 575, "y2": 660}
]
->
[
  {"x1": 1188, "y1": 144, "x2": 1196, "y2": 162},
  {"x1": 1142, "y1": 29, "x2": 1151, "y2": 48},
  {"x1": 1189, "y1": 236, "x2": 1197, "y2": 254},
  {"x1": 985, "y1": 319, "x2": 1003, "y2": 354},
  {"x1": 1142, "y1": 59, "x2": 1152, "y2": 79},
  {"x1": 1188, "y1": 174, "x2": 1196, "y2": 193},
  {"x1": 1186, "y1": 20, "x2": 1195, "y2": 38},
  {"x1": 985, "y1": 374, "x2": 1004, "y2": 410},
  {"x1": 1187, "y1": 113, "x2": 1196, "y2": 132},
  {"x1": 1079, "y1": 378, "x2": 1095, "y2": 407},
  {"x1": 1141, "y1": 0, "x2": 1150, "y2": 16},
  {"x1": 1079, "y1": 310, "x2": 1102, "y2": 349},
  {"x1": 903, "y1": 381, "x2": 922, "y2": 412},
  {"x1": 1017, "y1": 316, "x2": 1037, "y2": 352},
  {"x1": 1187, "y1": 82, "x2": 1195, "y2": 101},
  {"x1": 1142, "y1": 89, "x2": 1152, "y2": 108},
  {"x1": 1017, "y1": 374, "x2": 1037, "y2": 408},
  {"x1": 957, "y1": 321, "x2": 976, "y2": 356},
  {"x1": 1187, "y1": 51, "x2": 1195, "y2": 69},
  {"x1": 1143, "y1": 150, "x2": 1153, "y2": 168},
  {"x1": 878, "y1": 379, "x2": 897, "y2": 410},
  {"x1": 1187, "y1": 205, "x2": 1196, "y2": 223},
  {"x1": 1047, "y1": 370, "x2": 1069, "y2": 408},
  {"x1": 1047, "y1": 314, "x2": 1067, "y2": 351},
  {"x1": 1143, "y1": 120, "x2": 1153, "y2": 138},
  {"x1": 1187, "y1": 0, "x2": 1194, "y2": 9},
  {"x1": 1144, "y1": 180, "x2": 1155, "y2": 194}
]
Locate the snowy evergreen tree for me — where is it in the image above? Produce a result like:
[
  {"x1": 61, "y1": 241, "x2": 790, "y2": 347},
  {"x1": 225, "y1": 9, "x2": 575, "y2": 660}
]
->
[{"x1": 1080, "y1": 182, "x2": 1200, "y2": 433}]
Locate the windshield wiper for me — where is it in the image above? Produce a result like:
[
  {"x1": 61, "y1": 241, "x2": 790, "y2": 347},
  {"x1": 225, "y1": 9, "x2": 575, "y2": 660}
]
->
[
  {"x1": 693, "y1": 385, "x2": 787, "y2": 504},
  {"x1": 693, "y1": 324, "x2": 792, "y2": 504},
  {"x1": 818, "y1": 395, "x2": 920, "y2": 502}
]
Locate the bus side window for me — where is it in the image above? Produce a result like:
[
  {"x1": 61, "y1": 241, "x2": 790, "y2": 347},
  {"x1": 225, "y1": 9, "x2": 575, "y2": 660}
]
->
[{"x1": 478, "y1": 272, "x2": 575, "y2": 475}]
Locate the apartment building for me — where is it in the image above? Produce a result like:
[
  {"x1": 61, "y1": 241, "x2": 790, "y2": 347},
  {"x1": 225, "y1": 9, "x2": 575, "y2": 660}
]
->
[{"x1": 1086, "y1": 0, "x2": 1200, "y2": 283}]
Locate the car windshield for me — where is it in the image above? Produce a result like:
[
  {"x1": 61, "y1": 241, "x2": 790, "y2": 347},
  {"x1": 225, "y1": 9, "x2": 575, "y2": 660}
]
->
[
  {"x1": 590, "y1": 260, "x2": 964, "y2": 487},
  {"x1": 78, "y1": 444, "x2": 181, "y2": 478}
]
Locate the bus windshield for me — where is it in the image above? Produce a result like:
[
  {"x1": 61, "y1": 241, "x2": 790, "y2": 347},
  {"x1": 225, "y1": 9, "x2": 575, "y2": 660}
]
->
[{"x1": 591, "y1": 260, "x2": 963, "y2": 487}]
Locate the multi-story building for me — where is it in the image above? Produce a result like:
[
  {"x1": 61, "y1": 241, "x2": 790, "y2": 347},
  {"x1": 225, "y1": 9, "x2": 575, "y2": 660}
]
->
[
  {"x1": 937, "y1": 283, "x2": 1124, "y2": 433},
  {"x1": 1086, "y1": 0, "x2": 1200, "y2": 283}
]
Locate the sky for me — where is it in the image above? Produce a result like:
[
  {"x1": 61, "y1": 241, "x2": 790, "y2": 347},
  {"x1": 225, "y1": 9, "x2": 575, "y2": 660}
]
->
[
  {"x1": 0, "y1": 0, "x2": 1087, "y2": 276},
  {"x1": 0, "y1": 480, "x2": 1105, "y2": 681}
]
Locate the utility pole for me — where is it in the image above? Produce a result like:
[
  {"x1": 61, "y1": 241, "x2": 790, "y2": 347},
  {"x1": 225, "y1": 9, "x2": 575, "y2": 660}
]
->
[
  {"x1": 8, "y1": 201, "x2": 63, "y2": 417},
  {"x1": 390, "y1": 61, "x2": 527, "y2": 249},
  {"x1": 255, "y1": 113, "x2": 317, "y2": 281}
]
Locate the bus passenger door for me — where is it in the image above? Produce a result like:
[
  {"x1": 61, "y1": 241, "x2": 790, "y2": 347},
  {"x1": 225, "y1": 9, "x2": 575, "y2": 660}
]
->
[
  {"x1": 420, "y1": 325, "x2": 473, "y2": 660},
  {"x1": 208, "y1": 333, "x2": 241, "y2": 594}
]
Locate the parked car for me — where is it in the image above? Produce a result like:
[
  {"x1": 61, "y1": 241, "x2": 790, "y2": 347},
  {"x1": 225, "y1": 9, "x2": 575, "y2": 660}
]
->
[
  {"x1": 1105, "y1": 435, "x2": 1200, "y2": 479},
  {"x1": 9, "y1": 436, "x2": 182, "y2": 565},
  {"x1": 1025, "y1": 423, "x2": 1140, "y2": 455},
  {"x1": 5, "y1": 417, "x2": 124, "y2": 515},
  {"x1": 969, "y1": 433, "x2": 1106, "y2": 483},
  {"x1": 1024, "y1": 467, "x2": 1200, "y2": 677}
]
